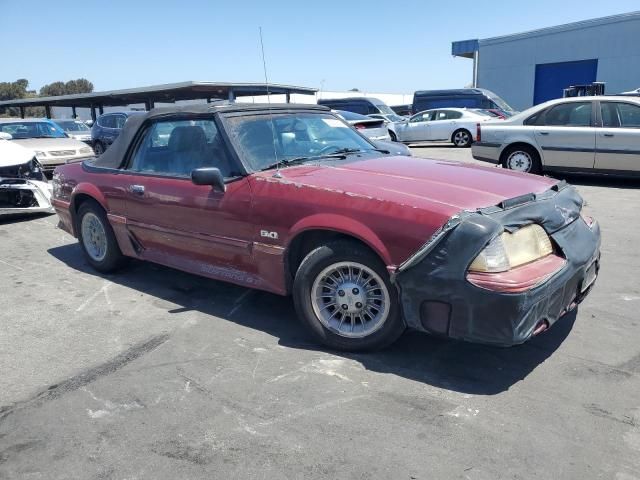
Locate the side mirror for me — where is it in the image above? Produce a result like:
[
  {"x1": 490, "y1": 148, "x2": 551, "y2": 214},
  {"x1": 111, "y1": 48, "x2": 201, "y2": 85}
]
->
[
  {"x1": 0, "y1": 132, "x2": 12, "y2": 140},
  {"x1": 191, "y1": 167, "x2": 226, "y2": 192}
]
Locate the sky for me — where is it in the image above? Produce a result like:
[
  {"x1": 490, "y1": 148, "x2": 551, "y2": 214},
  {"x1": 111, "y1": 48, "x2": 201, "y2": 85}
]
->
[{"x1": 2, "y1": 0, "x2": 639, "y2": 95}]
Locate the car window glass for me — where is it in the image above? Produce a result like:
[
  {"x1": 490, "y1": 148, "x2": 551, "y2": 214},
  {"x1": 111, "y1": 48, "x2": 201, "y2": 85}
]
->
[
  {"x1": 600, "y1": 103, "x2": 620, "y2": 128},
  {"x1": 616, "y1": 103, "x2": 640, "y2": 128},
  {"x1": 115, "y1": 115, "x2": 127, "y2": 129},
  {"x1": 129, "y1": 119, "x2": 234, "y2": 178},
  {"x1": 543, "y1": 102, "x2": 592, "y2": 127},
  {"x1": 446, "y1": 111, "x2": 463, "y2": 119},
  {"x1": 435, "y1": 111, "x2": 448, "y2": 120},
  {"x1": 99, "y1": 115, "x2": 113, "y2": 128}
]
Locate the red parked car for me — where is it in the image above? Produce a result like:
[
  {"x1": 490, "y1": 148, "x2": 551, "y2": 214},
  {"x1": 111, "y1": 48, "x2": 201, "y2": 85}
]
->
[{"x1": 52, "y1": 103, "x2": 601, "y2": 351}]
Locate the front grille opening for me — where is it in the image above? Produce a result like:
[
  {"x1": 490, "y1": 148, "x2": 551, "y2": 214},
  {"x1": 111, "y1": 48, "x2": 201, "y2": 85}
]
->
[{"x1": 0, "y1": 189, "x2": 38, "y2": 209}]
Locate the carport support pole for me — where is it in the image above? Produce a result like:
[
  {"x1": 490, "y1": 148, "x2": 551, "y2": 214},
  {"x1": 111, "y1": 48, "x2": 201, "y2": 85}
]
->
[
  {"x1": 228, "y1": 89, "x2": 235, "y2": 103},
  {"x1": 99, "y1": 105, "x2": 104, "y2": 115},
  {"x1": 286, "y1": 92, "x2": 291, "y2": 103},
  {"x1": 19, "y1": 106, "x2": 25, "y2": 119},
  {"x1": 91, "y1": 107, "x2": 96, "y2": 122},
  {"x1": 45, "y1": 106, "x2": 51, "y2": 119},
  {"x1": 472, "y1": 51, "x2": 479, "y2": 88},
  {"x1": 72, "y1": 106, "x2": 77, "y2": 119}
]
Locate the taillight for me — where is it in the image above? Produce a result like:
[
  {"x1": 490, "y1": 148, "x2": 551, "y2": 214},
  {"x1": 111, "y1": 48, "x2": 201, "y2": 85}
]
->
[
  {"x1": 354, "y1": 123, "x2": 367, "y2": 130},
  {"x1": 476, "y1": 123, "x2": 481, "y2": 142}
]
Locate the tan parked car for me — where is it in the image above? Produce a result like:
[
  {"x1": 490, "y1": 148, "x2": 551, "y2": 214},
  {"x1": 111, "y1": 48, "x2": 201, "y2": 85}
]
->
[
  {"x1": 472, "y1": 96, "x2": 640, "y2": 175},
  {"x1": 0, "y1": 119, "x2": 94, "y2": 173}
]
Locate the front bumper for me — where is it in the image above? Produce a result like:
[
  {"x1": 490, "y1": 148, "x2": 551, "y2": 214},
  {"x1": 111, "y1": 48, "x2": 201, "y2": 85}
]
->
[
  {"x1": 0, "y1": 179, "x2": 54, "y2": 215},
  {"x1": 39, "y1": 155, "x2": 94, "y2": 173},
  {"x1": 394, "y1": 183, "x2": 601, "y2": 346}
]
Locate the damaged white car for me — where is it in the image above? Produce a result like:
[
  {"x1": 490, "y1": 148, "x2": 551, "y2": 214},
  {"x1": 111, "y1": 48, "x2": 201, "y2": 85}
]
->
[{"x1": 0, "y1": 134, "x2": 54, "y2": 215}]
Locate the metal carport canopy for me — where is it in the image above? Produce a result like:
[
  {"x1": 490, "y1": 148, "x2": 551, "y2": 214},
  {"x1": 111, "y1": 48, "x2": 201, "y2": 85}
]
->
[{"x1": 0, "y1": 81, "x2": 318, "y2": 119}]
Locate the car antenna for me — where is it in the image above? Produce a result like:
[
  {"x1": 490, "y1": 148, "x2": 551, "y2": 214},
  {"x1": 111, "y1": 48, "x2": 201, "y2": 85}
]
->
[{"x1": 259, "y1": 26, "x2": 282, "y2": 178}]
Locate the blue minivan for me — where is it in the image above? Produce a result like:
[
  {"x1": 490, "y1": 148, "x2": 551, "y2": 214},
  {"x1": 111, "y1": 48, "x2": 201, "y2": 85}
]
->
[{"x1": 412, "y1": 89, "x2": 516, "y2": 117}]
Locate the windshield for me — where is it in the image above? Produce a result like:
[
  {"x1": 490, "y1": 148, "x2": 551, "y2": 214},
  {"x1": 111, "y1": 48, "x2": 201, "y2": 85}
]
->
[
  {"x1": 387, "y1": 114, "x2": 405, "y2": 122},
  {"x1": 225, "y1": 112, "x2": 375, "y2": 172},
  {"x1": 55, "y1": 120, "x2": 90, "y2": 132},
  {"x1": 375, "y1": 103, "x2": 395, "y2": 115},
  {"x1": 486, "y1": 92, "x2": 515, "y2": 113},
  {"x1": 0, "y1": 121, "x2": 67, "y2": 139}
]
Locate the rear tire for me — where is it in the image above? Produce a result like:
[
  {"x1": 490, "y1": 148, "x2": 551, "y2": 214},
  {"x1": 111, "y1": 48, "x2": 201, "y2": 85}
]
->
[
  {"x1": 77, "y1": 200, "x2": 127, "y2": 273},
  {"x1": 502, "y1": 145, "x2": 542, "y2": 174},
  {"x1": 293, "y1": 240, "x2": 405, "y2": 351},
  {"x1": 452, "y1": 129, "x2": 472, "y2": 148}
]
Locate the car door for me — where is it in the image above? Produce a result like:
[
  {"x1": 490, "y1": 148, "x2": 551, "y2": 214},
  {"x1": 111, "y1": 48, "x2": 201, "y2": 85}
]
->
[
  {"x1": 595, "y1": 101, "x2": 640, "y2": 172},
  {"x1": 123, "y1": 117, "x2": 257, "y2": 283},
  {"x1": 532, "y1": 101, "x2": 596, "y2": 169},
  {"x1": 429, "y1": 110, "x2": 461, "y2": 140},
  {"x1": 400, "y1": 111, "x2": 434, "y2": 141}
]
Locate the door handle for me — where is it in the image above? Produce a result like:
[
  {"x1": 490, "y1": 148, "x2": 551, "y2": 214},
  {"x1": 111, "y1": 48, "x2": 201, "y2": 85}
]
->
[
  {"x1": 538, "y1": 131, "x2": 549, "y2": 135},
  {"x1": 603, "y1": 133, "x2": 615, "y2": 137},
  {"x1": 129, "y1": 185, "x2": 145, "y2": 195}
]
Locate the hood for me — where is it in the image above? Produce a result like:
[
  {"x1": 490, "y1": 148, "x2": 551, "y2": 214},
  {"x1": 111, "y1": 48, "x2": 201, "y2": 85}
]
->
[
  {"x1": 263, "y1": 155, "x2": 558, "y2": 216},
  {"x1": 0, "y1": 140, "x2": 34, "y2": 167},
  {"x1": 10, "y1": 137, "x2": 88, "y2": 151},
  {"x1": 67, "y1": 132, "x2": 91, "y2": 139}
]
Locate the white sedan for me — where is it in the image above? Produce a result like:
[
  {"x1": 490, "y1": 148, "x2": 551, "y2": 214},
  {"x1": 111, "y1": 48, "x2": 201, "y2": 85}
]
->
[
  {"x1": 388, "y1": 108, "x2": 494, "y2": 147},
  {"x1": 0, "y1": 134, "x2": 54, "y2": 215}
]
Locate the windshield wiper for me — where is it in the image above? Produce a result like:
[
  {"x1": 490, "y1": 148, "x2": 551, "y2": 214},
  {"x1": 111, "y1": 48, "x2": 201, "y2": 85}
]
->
[{"x1": 260, "y1": 153, "x2": 348, "y2": 171}]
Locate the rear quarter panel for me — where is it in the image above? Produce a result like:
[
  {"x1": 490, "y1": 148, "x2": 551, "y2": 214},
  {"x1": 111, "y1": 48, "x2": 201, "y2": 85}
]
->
[{"x1": 480, "y1": 124, "x2": 543, "y2": 164}]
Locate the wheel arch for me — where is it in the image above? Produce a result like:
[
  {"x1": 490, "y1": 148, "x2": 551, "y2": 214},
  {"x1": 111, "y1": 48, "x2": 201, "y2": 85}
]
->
[
  {"x1": 284, "y1": 215, "x2": 393, "y2": 293},
  {"x1": 499, "y1": 141, "x2": 543, "y2": 167},
  {"x1": 69, "y1": 184, "x2": 108, "y2": 236},
  {"x1": 450, "y1": 127, "x2": 472, "y2": 143}
]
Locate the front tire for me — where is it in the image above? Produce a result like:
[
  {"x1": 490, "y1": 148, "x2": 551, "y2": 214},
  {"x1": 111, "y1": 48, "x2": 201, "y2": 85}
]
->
[
  {"x1": 452, "y1": 129, "x2": 472, "y2": 148},
  {"x1": 389, "y1": 130, "x2": 398, "y2": 142},
  {"x1": 293, "y1": 240, "x2": 405, "y2": 351},
  {"x1": 77, "y1": 200, "x2": 127, "y2": 273}
]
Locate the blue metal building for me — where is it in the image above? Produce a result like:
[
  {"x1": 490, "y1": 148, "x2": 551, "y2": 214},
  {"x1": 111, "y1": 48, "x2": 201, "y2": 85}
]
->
[{"x1": 452, "y1": 12, "x2": 640, "y2": 111}]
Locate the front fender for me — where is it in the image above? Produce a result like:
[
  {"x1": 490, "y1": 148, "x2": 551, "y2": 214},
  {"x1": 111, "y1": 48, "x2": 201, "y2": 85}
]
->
[{"x1": 288, "y1": 213, "x2": 393, "y2": 266}]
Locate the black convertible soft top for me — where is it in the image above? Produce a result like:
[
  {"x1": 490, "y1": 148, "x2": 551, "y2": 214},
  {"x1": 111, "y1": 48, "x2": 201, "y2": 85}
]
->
[{"x1": 89, "y1": 102, "x2": 329, "y2": 169}]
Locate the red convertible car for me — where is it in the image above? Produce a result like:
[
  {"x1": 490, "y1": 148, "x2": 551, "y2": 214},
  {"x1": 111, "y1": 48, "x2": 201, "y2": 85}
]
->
[{"x1": 52, "y1": 103, "x2": 600, "y2": 351}]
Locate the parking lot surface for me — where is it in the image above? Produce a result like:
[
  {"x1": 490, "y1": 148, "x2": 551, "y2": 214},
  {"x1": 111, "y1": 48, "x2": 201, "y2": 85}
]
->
[{"x1": 1, "y1": 145, "x2": 639, "y2": 479}]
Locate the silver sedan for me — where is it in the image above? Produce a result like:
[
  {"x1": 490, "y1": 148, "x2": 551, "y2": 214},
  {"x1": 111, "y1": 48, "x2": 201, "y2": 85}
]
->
[{"x1": 472, "y1": 96, "x2": 640, "y2": 175}]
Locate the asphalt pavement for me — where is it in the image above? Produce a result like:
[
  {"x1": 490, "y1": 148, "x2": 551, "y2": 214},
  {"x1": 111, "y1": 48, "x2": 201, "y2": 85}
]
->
[{"x1": 1, "y1": 145, "x2": 639, "y2": 479}]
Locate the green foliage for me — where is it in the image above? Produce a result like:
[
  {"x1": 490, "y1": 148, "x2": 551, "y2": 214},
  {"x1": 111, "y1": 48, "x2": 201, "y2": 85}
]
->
[{"x1": 0, "y1": 78, "x2": 94, "y2": 117}]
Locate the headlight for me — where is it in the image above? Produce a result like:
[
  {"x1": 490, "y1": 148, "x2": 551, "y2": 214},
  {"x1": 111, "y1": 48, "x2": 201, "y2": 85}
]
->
[
  {"x1": 80, "y1": 147, "x2": 93, "y2": 154},
  {"x1": 580, "y1": 200, "x2": 595, "y2": 228},
  {"x1": 468, "y1": 224, "x2": 553, "y2": 273},
  {"x1": 34, "y1": 150, "x2": 47, "y2": 158}
]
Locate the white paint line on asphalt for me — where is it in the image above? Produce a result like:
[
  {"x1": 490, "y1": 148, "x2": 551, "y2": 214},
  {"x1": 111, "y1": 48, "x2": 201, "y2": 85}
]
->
[
  {"x1": 0, "y1": 258, "x2": 24, "y2": 271},
  {"x1": 228, "y1": 289, "x2": 253, "y2": 317},
  {"x1": 256, "y1": 394, "x2": 370, "y2": 428},
  {"x1": 76, "y1": 281, "x2": 111, "y2": 312}
]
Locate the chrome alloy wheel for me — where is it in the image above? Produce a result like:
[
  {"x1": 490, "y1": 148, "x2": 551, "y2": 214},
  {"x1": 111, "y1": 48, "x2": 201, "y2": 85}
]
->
[
  {"x1": 507, "y1": 150, "x2": 533, "y2": 172},
  {"x1": 81, "y1": 212, "x2": 108, "y2": 262},
  {"x1": 453, "y1": 130, "x2": 470, "y2": 146},
  {"x1": 311, "y1": 261, "x2": 390, "y2": 338}
]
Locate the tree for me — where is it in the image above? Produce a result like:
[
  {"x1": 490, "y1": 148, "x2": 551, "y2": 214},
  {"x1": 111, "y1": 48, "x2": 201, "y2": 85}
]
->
[
  {"x1": 40, "y1": 78, "x2": 94, "y2": 97},
  {"x1": 0, "y1": 78, "x2": 94, "y2": 117}
]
